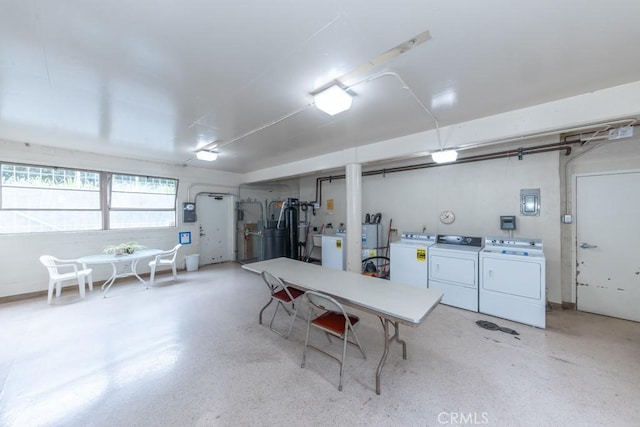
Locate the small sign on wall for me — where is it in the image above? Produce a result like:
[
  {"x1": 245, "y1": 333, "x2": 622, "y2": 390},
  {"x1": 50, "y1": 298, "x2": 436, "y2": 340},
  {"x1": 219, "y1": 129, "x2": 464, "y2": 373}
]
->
[{"x1": 179, "y1": 231, "x2": 192, "y2": 245}]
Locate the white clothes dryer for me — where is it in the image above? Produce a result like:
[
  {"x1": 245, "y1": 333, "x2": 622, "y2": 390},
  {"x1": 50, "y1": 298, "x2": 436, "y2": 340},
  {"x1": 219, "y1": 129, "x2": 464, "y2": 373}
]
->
[
  {"x1": 428, "y1": 235, "x2": 482, "y2": 312},
  {"x1": 390, "y1": 232, "x2": 436, "y2": 289},
  {"x1": 479, "y1": 236, "x2": 546, "y2": 328}
]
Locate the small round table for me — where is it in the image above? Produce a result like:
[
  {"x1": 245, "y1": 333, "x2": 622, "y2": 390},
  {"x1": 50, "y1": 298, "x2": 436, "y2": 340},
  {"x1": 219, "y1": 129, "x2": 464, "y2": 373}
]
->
[{"x1": 77, "y1": 249, "x2": 163, "y2": 297}]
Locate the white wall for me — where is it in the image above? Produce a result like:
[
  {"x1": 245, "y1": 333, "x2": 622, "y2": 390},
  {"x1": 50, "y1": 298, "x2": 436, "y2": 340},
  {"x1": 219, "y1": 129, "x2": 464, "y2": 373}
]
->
[
  {"x1": 300, "y1": 149, "x2": 563, "y2": 303},
  {"x1": 0, "y1": 140, "x2": 242, "y2": 298}
]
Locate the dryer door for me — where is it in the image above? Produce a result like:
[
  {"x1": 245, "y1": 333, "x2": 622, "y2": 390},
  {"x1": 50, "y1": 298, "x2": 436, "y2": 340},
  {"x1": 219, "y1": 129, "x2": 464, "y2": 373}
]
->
[
  {"x1": 429, "y1": 254, "x2": 477, "y2": 287},
  {"x1": 481, "y1": 257, "x2": 543, "y2": 300}
]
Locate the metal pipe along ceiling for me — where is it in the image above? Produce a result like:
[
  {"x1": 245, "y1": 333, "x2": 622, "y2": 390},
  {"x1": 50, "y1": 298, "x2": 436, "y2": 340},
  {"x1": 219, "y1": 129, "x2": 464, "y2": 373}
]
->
[{"x1": 314, "y1": 142, "x2": 574, "y2": 206}]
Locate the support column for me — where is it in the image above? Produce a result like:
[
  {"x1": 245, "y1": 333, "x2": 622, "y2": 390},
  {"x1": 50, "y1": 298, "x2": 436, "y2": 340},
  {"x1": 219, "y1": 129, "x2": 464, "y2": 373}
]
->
[{"x1": 345, "y1": 163, "x2": 362, "y2": 273}]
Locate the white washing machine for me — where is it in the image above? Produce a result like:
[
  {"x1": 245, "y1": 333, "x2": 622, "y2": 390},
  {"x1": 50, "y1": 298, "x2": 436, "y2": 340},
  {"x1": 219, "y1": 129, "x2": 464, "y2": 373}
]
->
[
  {"x1": 390, "y1": 232, "x2": 436, "y2": 289},
  {"x1": 428, "y1": 235, "x2": 483, "y2": 312},
  {"x1": 322, "y1": 233, "x2": 346, "y2": 271},
  {"x1": 479, "y1": 236, "x2": 546, "y2": 328}
]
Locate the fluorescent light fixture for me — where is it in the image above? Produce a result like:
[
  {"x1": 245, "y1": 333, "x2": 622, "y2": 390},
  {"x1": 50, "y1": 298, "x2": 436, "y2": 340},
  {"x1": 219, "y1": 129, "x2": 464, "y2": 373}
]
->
[
  {"x1": 196, "y1": 150, "x2": 218, "y2": 161},
  {"x1": 431, "y1": 91, "x2": 457, "y2": 109},
  {"x1": 313, "y1": 85, "x2": 353, "y2": 116},
  {"x1": 431, "y1": 149, "x2": 458, "y2": 163}
]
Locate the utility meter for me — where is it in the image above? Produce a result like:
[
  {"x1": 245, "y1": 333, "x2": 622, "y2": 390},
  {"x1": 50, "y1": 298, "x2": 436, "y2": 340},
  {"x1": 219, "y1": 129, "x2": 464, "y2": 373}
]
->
[{"x1": 500, "y1": 215, "x2": 516, "y2": 230}]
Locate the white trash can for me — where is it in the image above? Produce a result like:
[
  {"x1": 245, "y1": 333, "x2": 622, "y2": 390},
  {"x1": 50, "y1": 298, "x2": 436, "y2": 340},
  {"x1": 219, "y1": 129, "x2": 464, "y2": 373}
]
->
[{"x1": 185, "y1": 254, "x2": 200, "y2": 272}]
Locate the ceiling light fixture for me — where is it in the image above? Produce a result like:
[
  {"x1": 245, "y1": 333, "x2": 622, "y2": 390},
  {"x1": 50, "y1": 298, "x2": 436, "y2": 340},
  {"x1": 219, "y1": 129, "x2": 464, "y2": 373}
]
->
[
  {"x1": 195, "y1": 150, "x2": 218, "y2": 161},
  {"x1": 431, "y1": 149, "x2": 458, "y2": 164},
  {"x1": 313, "y1": 84, "x2": 353, "y2": 116}
]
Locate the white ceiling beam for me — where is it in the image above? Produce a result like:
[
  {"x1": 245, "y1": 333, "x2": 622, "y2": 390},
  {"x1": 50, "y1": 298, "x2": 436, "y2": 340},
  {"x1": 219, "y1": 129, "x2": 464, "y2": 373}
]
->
[{"x1": 242, "y1": 80, "x2": 640, "y2": 183}]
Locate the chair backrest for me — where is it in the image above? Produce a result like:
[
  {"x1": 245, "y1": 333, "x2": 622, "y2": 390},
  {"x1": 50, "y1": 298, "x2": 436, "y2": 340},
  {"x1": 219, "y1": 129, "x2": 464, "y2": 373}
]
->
[
  {"x1": 39, "y1": 255, "x2": 59, "y2": 275},
  {"x1": 261, "y1": 270, "x2": 298, "y2": 300},
  {"x1": 39, "y1": 255, "x2": 76, "y2": 278},
  {"x1": 304, "y1": 291, "x2": 348, "y2": 318},
  {"x1": 261, "y1": 270, "x2": 284, "y2": 292},
  {"x1": 162, "y1": 244, "x2": 182, "y2": 261}
]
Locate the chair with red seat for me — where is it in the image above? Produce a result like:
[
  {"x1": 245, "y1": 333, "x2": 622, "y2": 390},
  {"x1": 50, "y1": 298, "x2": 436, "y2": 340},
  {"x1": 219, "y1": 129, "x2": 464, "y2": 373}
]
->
[
  {"x1": 259, "y1": 270, "x2": 305, "y2": 338},
  {"x1": 301, "y1": 290, "x2": 366, "y2": 391}
]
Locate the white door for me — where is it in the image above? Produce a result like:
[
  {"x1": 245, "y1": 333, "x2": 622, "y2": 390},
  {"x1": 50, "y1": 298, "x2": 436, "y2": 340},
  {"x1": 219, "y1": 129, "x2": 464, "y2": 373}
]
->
[
  {"x1": 197, "y1": 194, "x2": 234, "y2": 265},
  {"x1": 576, "y1": 172, "x2": 640, "y2": 322}
]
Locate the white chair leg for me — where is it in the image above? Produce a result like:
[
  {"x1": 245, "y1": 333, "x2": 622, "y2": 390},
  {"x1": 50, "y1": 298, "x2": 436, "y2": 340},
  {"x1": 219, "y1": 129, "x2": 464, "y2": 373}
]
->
[
  {"x1": 56, "y1": 280, "x2": 62, "y2": 297},
  {"x1": 149, "y1": 265, "x2": 156, "y2": 286},
  {"x1": 78, "y1": 275, "x2": 86, "y2": 298},
  {"x1": 171, "y1": 262, "x2": 177, "y2": 280},
  {"x1": 87, "y1": 272, "x2": 94, "y2": 292},
  {"x1": 47, "y1": 279, "x2": 55, "y2": 304}
]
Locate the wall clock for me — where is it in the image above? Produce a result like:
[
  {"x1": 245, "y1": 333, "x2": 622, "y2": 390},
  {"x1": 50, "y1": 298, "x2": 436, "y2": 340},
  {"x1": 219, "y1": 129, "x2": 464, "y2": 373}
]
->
[{"x1": 440, "y1": 210, "x2": 455, "y2": 224}]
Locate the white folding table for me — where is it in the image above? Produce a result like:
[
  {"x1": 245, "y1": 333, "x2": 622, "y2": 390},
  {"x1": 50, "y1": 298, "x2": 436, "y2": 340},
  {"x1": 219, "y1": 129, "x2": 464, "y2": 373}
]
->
[
  {"x1": 78, "y1": 249, "x2": 163, "y2": 297},
  {"x1": 242, "y1": 257, "x2": 443, "y2": 394}
]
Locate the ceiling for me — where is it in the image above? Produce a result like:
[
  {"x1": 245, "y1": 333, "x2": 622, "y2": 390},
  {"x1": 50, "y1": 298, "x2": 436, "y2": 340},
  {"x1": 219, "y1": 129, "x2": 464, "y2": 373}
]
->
[{"x1": 2, "y1": 1, "x2": 640, "y2": 174}]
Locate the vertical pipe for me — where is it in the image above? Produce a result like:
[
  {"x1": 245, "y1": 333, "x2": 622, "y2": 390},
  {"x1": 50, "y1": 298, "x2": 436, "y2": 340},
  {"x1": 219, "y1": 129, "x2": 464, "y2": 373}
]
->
[{"x1": 345, "y1": 163, "x2": 362, "y2": 273}]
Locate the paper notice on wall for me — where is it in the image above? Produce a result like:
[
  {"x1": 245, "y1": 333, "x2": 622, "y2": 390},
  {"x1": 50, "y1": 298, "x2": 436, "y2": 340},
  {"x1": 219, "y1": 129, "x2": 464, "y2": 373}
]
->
[{"x1": 327, "y1": 199, "x2": 334, "y2": 211}]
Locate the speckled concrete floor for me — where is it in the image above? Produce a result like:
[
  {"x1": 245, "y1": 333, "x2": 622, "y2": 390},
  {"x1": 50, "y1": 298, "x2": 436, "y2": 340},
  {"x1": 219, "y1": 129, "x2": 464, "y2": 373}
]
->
[{"x1": 1, "y1": 262, "x2": 638, "y2": 427}]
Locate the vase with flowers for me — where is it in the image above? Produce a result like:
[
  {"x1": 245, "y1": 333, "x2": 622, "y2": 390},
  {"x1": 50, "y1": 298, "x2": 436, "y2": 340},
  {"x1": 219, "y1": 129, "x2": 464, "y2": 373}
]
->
[{"x1": 103, "y1": 242, "x2": 145, "y2": 256}]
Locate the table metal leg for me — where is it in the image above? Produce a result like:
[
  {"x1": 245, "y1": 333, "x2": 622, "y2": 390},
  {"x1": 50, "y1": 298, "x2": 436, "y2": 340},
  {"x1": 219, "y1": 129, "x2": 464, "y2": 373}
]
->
[
  {"x1": 393, "y1": 321, "x2": 407, "y2": 360},
  {"x1": 101, "y1": 263, "x2": 119, "y2": 297},
  {"x1": 376, "y1": 318, "x2": 390, "y2": 395},
  {"x1": 131, "y1": 259, "x2": 148, "y2": 288},
  {"x1": 376, "y1": 318, "x2": 407, "y2": 395}
]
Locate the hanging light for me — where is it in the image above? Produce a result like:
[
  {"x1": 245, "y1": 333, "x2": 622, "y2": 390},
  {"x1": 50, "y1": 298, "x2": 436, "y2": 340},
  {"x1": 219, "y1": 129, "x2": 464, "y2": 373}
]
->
[
  {"x1": 196, "y1": 150, "x2": 218, "y2": 161},
  {"x1": 313, "y1": 85, "x2": 353, "y2": 116},
  {"x1": 431, "y1": 149, "x2": 458, "y2": 164}
]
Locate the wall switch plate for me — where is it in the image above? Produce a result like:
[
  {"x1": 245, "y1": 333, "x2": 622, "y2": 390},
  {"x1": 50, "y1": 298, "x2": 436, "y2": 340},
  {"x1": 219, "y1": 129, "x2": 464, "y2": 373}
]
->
[{"x1": 562, "y1": 214, "x2": 573, "y2": 224}]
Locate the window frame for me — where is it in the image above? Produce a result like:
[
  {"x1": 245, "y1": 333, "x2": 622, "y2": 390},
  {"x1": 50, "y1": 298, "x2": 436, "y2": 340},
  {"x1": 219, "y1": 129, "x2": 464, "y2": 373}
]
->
[
  {"x1": 0, "y1": 162, "x2": 179, "y2": 234},
  {"x1": 107, "y1": 172, "x2": 179, "y2": 230}
]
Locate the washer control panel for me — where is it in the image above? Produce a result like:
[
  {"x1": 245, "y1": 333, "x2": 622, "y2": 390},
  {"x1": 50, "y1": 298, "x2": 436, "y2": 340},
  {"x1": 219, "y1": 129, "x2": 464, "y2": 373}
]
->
[
  {"x1": 401, "y1": 232, "x2": 436, "y2": 242},
  {"x1": 436, "y1": 235, "x2": 483, "y2": 247},
  {"x1": 484, "y1": 236, "x2": 543, "y2": 251}
]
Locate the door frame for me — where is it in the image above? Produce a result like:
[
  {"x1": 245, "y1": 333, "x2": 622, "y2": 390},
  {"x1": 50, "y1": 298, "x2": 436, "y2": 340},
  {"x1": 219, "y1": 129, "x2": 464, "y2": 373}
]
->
[{"x1": 571, "y1": 168, "x2": 640, "y2": 306}]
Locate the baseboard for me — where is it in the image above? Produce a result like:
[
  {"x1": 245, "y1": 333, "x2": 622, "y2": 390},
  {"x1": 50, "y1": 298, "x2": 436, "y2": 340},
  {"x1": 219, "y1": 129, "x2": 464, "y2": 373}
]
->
[
  {"x1": 0, "y1": 269, "x2": 179, "y2": 305},
  {"x1": 560, "y1": 301, "x2": 576, "y2": 310}
]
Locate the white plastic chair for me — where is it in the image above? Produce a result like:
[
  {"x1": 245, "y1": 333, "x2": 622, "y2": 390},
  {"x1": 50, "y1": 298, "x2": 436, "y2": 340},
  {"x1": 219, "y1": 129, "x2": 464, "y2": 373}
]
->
[
  {"x1": 40, "y1": 255, "x2": 93, "y2": 304},
  {"x1": 149, "y1": 244, "x2": 182, "y2": 285}
]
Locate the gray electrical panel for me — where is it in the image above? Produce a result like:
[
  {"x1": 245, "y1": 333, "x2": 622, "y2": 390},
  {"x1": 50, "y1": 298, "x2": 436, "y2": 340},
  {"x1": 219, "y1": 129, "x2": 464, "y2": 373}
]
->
[
  {"x1": 183, "y1": 202, "x2": 197, "y2": 222},
  {"x1": 520, "y1": 188, "x2": 540, "y2": 216}
]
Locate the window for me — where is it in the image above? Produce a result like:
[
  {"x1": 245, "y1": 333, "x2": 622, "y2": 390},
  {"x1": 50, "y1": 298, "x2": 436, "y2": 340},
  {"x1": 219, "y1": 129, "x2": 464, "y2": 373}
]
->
[
  {"x1": 109, "y1": 174, "x2": 178, "y2": 229},
  {"x1": 0, "y1": 163, "x2": 178, "y2": 234},
  {"x1": 0, "y1": 164, "x2": 101, "y2": 233}
]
